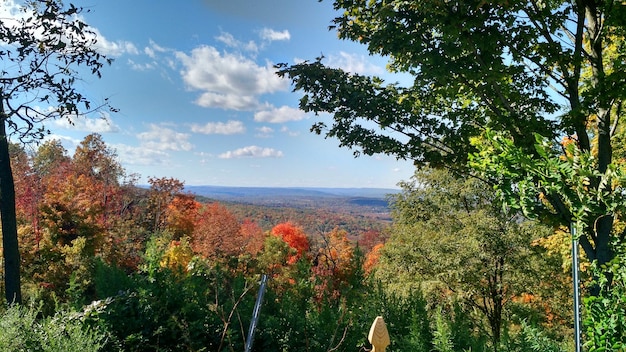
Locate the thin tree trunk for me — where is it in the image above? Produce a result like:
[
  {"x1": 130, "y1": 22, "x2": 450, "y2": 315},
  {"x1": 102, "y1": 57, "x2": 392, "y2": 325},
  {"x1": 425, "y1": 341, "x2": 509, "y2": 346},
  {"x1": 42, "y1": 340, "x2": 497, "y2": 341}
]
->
[{"x1": 0, "y1": 111, "x2": 22, "y2": 304}]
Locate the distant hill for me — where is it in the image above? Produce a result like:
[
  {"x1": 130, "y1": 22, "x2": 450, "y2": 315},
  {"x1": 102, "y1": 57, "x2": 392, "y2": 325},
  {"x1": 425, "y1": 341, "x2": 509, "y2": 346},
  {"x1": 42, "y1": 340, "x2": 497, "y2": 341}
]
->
[
  {"x1": 184, "y1": 185, "x2": 399, "y2": 213},
  {"x1": 183, "y1": 186, "x2": 399, "y2": 236},
  {"x1": 184, "y1": 186, "x2": 398, "y2": 200}
]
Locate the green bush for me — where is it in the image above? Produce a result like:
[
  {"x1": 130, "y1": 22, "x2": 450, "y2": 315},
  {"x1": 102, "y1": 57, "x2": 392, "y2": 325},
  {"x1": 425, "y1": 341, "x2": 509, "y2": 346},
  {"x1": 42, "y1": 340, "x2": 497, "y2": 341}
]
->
[
  {"x1": 0, "y1": 304, "x2": 106, "y2": 352},
  {"x1": 583, "y1": 251, "x2": 626, "y2": 351},
  {"x1": 503, "y1": 321, "x2": 570, "y2": 352},
  {"x1": 86, "y1": 256, "x2": 257, "y2": 352}
]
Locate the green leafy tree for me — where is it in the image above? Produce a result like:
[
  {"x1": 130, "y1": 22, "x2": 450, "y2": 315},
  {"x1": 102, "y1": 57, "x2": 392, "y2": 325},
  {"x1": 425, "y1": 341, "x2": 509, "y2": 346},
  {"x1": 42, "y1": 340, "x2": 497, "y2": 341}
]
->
[
  {"x1": 377, "y1": 168, "x2": 555, "y2": 349},
  {"x1": 277, "y1": 0, "x2": 626, "y2": 293},
  {"x1": 0, "y1": 0, "x2": 115, "y2": 303}
]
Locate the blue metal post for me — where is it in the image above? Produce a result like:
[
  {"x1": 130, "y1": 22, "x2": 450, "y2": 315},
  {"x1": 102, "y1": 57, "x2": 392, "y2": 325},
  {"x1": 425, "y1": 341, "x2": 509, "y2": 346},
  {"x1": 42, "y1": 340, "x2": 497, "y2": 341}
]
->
[{"x1": 245, "y1": 274, "x2": 268, "y2": 352}]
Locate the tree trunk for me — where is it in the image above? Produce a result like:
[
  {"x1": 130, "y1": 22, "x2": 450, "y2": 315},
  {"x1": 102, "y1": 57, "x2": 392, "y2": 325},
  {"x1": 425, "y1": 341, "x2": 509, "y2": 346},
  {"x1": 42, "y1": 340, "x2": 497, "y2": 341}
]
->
[{"x1": 0, "y1": 113, "x2": 22, "y2": 304}]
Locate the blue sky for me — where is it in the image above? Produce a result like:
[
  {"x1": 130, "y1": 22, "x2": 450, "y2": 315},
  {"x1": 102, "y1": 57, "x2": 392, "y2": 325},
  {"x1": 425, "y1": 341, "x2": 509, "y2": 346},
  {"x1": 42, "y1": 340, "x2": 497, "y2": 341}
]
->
[{"x1": 12, "y1": 0, "x2": 417, "y2": 188}]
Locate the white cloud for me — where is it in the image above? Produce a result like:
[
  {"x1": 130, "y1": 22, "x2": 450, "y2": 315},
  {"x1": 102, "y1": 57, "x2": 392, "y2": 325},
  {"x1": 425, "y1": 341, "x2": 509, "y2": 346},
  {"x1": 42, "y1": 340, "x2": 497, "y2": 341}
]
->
[
  {"x1": 144, "y1": 46, "x2": 155, "y2": 58},
  {"x1": 149, "y1": 39, "x2": 168, "y2": 52},
  {"x1": 215, "y1": 32, "x2": 259, "y2": 52},
  {"x1": 114, "y1": 143, "x2": 169, "y2": 166},
  {"x1": 280, "y1": 126, "x2": 300, "y2": 137},
  {"x1": 132, "y1": 40, "x2": 171, "y2": 71},
  {"x1": 42, "y1": 134, "x2": 81, "y2": 154},
  {"x1": 0, "y1": 1, "x2": 137, "y2": 58},
  {"x1": 190, "y1": 120, "x2": 245, "y2": 135},
  {"x1": 137, "y1": 124, "x2": 193, "y2": 151},
  {"x1": 255, "y1": 126, "x2": 274, "y2": 138},
  {"x1": 51, "y1": 114, "x2": 120, "y2": 133},
  {"x1": 260, "y1": 28, "x2": 290, "y2": 41},
  {"x1": 128, "y1": 58, "x2": 155, "y2": 71},
  {"x1": 254, "y1": 105, "x2": 306, "y2": 123},
  {"x1": 0, "y1": 1, "x2": 23, "y2": 21},
  {"x1": 326, "y1": 52, "x2": 384, "y2": 75},
  {"x1": 90, "y1": 27, "x2": 139, "y2": 57},
  {"x1": 219, "y1": 145, "x2": 283, "y2": 159},
  {"x1": 195, "y1": 93, "x2": 260, "y2": 111},
  {"x1": 114, "y1": 121, "x2": 190, "y2": 167},
  {"x1": 145, "y1": 39, "x2": 168, "y2": 58},
  {"x1": 175, "y1": 45, "x2": 288, "y2": 110}
]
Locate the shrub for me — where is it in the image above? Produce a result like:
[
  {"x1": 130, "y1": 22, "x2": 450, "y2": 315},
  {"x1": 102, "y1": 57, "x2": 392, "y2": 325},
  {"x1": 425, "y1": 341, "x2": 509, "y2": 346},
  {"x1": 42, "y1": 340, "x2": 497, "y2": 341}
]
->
[
  {"x1": 583, "y1": 250, "x2": 626, "y2": 351},
  {"x1": 0, "y1": 304, "x2": 106, "y2": 352}
]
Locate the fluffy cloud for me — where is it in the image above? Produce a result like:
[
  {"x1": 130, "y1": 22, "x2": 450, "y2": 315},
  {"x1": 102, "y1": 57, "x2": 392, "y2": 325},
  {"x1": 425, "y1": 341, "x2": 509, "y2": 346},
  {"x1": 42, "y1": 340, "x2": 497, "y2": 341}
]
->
[
  {"x1": 0, "y1": 1, "x2": 137, "y2": 58},
  {"x1": 280, "y1": 126, "x2": 300, "y2": 137},
  {"x1": 114, "y1": 143, "x2": 170, "y2": 166},
  {"x1": 218, "y1": 145, "x2": 283, "y2": 159},
  {"x1": 144, "y1": 39, "x2": 168, "y2": 58},
  {"x1": 254, "y1": 105, "x2": 307, "y2": 123},
  {"x1": 137, "y1": 124, "x2": 193, "y2": 151},
  {"x1": 90, "y1": 27, "x2": 139, "y2": 57},
  {"x1": 215, "y1": 32, "x2": 259, "y2": 52},
  {"x1": 255, "y1": 126, "x2": 274, "y2": 138},
  {"x1": 128, "y1": 58, "x2": 156, "y2": 71},
  {"x1": 190, "y1": 120, "x2": 246, "y2": 135},
  {"x1": 51, "y1": 114, "x2": 120, "y2": 133},
  {"x1": 260, "y1": 28, "x2": 290, "y2": 41},
  {"x1": 175, "y1": 45, "x2": 288, "y2": 110},
  {"x1": 42, "y1": 134, "x2": 81, "y2": 153}
]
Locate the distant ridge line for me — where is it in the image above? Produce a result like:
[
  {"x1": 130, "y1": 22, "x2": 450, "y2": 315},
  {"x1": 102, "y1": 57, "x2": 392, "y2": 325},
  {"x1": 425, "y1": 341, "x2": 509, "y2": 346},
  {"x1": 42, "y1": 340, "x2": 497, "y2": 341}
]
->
[{"x1": 183, "y1": 185, "x2": 399, "y2": 199}]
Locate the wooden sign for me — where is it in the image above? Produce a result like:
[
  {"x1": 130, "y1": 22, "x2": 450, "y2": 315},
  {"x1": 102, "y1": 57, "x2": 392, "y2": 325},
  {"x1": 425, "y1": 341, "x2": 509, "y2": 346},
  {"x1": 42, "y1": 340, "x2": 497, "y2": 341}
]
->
[{"x1": 368, "y1": 316, "x2": 390, "y2": 352}]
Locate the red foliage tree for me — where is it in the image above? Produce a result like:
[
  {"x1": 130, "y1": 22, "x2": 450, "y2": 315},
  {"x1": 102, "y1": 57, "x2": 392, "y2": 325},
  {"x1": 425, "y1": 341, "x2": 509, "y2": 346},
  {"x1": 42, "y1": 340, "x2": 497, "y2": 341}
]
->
[
  {"x1": 358, "y1": 229, "x2": 388, "y2": 254},
  {"x1": 271, "y1": 222, "x2": 310, "y2": 264}
]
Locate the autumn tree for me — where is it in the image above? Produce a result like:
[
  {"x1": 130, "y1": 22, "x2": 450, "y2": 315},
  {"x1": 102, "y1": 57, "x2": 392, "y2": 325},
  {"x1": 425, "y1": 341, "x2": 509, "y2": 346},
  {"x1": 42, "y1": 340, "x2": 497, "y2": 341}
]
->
[
  {"x1": 311, "y1": 228, "x2": 360, "y2": 304},
  {"x1": 191, "y1": 203, "x2": 243, "y2": 259},
  {"x1": 73, "y1": 133, "x2": 124, "y2": 229},
  {"x1": 9, "y1": 143, "x2": 37, "y2": 228},
  {"x1": 277, "y1": 0, "x2": 626, "y2": 294},
  {"x1": 165, "y1": 194, "x2": 200, "y2": 239},
  {"x1": 14, "y1": 140, "x2": 71, "y2": 282},
  {"x1": 358, "y1": 228, "x2": 387, "y2": 254},
  {"x1": 363, "y1": 242, "x2": 383, "y2": 276},
  {"x1": 145, "y1": 177, "x2": 185, "y2": 233},
  {"x1": 0, "y1": 0, "x2": 115, "y2": 303},
  {"x1": 32, "y1": 140, "x2": 72, "y2": 178},
  {"x1": 271, "y1": 222, "x2": 310, "y2": 264},
  {"x1": 239, "y1": 219, "x2": 265, "y2": 256}
]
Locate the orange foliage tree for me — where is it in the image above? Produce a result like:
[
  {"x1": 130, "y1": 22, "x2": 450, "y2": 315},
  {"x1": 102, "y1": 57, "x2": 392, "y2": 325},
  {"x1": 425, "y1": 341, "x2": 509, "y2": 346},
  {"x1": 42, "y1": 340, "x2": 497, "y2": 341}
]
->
[
  {"x1": 72, "y1": 133, "x2": 124, "y2": 230},
  {"x1": 191, "y1": 203, "x2": 243, "y2": 259},
  {"x1": 311, "y1": 228, "x2": 358, "y2": 303},
  {"x1": 363, "y1": 243, "x2": 384, "y2": 276},
  {"x1": 165, "y1": 194, "x2": 201, "y2": 239},
  {"x1": 239, "y1": 219, "x2": 265, "y2": 256},
  {"x1": 271, "y1": 222, "x2": 310, "y2": 264}
]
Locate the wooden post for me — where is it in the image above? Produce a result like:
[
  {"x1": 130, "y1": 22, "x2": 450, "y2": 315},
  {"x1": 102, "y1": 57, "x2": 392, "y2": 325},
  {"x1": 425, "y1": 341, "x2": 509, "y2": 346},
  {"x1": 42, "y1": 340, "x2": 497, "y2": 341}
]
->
[{"x1": 368, "y1": 316, "x2": 390, "y2": 352}]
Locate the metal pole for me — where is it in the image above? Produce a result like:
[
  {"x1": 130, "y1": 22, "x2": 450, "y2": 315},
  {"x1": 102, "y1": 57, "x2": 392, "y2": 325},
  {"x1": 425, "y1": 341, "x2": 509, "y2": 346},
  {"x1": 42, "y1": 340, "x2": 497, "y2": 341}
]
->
[
  {"x1": 245, "y1": 274, "x2": 268, "y2": 352},
  {"x1": 571, "y1": 223, "x2": 581, "y2": 352}
]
